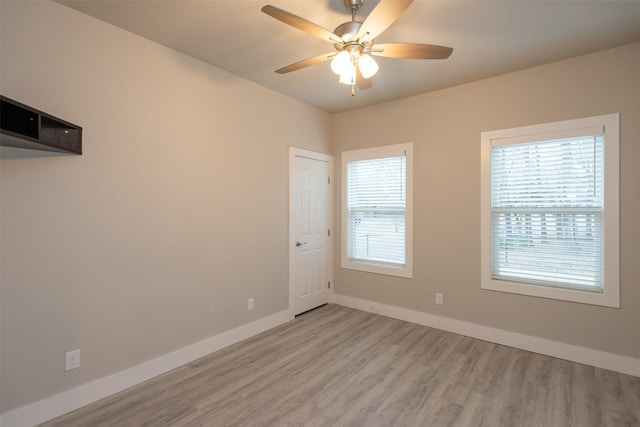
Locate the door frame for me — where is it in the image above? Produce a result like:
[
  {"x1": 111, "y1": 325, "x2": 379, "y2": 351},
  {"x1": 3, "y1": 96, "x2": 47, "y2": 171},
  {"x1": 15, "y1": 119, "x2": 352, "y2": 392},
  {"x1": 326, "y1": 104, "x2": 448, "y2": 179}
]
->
[{"x1": 289, "y1": 147, "x2": 334, "y2": 317}]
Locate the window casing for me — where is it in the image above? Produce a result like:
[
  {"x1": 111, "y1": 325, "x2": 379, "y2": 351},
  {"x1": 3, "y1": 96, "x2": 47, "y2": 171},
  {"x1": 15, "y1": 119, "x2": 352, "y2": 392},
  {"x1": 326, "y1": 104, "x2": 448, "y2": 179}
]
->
[
  {"x1": 342, "y1": 143, "x2": 413, "y2": 278},
  {"x1": 481, "y1": 114, "x2": 619, "y2": 307}
]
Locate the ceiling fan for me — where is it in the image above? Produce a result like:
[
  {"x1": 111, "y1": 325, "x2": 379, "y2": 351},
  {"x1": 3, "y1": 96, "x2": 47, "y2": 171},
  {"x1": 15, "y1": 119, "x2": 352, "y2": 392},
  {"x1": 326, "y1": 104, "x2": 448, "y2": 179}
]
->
[{"x1": 262, "y1": 0, "x2": 453, "y2": 95}]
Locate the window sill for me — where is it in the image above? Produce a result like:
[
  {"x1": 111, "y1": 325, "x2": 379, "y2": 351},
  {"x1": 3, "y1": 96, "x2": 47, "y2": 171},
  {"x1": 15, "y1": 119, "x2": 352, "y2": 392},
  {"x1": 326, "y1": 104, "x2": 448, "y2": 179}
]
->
[
  {"x1": 482, "y1": 277, "x2": 619, "y2": 308},
  {"x1": 342, "y1": 259, "x2": 413, "y2": 279}
]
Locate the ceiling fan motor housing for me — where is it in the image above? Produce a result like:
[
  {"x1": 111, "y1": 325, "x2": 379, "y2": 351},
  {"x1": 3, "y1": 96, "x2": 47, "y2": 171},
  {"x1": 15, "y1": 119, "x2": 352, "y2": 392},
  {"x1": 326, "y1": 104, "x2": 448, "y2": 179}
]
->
[
  {"x1": 333, "y1": 21, "x2": 373, "y2": 53},
  {"x1": 334, "y1": 21, "x2": 362, "y2": 47}
]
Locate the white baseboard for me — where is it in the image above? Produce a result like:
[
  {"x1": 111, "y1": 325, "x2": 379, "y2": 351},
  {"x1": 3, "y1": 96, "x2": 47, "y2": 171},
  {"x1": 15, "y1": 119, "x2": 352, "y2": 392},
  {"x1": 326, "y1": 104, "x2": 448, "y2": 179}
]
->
[
  {"x1": 4, "y1": 298, "x2": 638, "y2": 427},
  {"x1": 0, "y1": 310, "x2": 293, "y2": 427},
  {"x1": 332, "y1": 294, "x2": 640, "y2": 378}
]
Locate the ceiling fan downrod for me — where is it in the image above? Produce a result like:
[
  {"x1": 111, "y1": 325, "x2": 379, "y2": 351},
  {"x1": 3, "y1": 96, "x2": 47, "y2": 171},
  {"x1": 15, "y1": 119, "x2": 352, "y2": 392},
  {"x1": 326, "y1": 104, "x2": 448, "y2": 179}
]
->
[{"x1": 344, "y1": 0, "x2": 364, "y2": 21}]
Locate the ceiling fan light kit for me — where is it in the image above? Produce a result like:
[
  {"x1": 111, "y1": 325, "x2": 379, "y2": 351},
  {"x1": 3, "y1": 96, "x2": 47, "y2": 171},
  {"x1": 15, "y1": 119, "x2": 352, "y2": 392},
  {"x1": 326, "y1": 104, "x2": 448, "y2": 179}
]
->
[
  {"x1": 358, "y1": 54, "x2": 379, "y2": 78},
  {"x1": 331, "y1": 50, "x2": 377, "y2": 85},
  {"x1": 339, "y1": 67, "x2": 356, "y2": 85},
  {"x1": 330, "y1": 50, "x2": 351, "y2": 75},
  {"x1": 262, "y1": 0, "x2": 453, "y2": 96}
]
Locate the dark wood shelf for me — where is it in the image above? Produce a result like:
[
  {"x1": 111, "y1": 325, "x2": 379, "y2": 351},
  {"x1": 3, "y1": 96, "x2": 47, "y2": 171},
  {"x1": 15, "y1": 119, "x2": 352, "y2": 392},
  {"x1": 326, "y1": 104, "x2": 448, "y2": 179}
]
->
[{"x1": 1, "y1": 96, "x2": 82, "y2": 154}]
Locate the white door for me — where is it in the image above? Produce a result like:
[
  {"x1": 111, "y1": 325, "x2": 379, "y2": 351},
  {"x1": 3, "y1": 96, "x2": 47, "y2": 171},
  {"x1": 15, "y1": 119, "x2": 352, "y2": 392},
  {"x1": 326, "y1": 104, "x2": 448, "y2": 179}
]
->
[{"x1": 290, "y1": 148, "x2": 332, "y2": 316}]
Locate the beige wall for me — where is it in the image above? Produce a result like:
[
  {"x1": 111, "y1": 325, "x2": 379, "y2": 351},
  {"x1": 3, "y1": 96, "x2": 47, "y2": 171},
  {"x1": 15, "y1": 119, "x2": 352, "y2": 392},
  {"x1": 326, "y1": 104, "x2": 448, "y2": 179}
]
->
[
  {"x1": 0, "y1": 1, "x2": 331, "y2": 412},
  {"x1": 332, "y1": 42, "x2": 640, "y2": 359}
]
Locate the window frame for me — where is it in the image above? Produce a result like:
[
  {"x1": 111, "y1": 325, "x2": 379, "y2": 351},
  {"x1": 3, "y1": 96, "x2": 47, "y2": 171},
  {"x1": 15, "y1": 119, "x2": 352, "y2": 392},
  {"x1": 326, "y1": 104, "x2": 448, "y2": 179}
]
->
[
  {"x1": 341, "y1": 143, "x2": 413, "y2": 278},
  {"x1": 481, "y1": 114, "x2": 619, "y2": 307}
]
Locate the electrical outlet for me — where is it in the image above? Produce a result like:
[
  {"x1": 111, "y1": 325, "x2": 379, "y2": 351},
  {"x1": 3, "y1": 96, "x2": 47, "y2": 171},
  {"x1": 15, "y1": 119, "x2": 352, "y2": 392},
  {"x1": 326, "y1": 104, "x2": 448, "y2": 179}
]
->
[
  {"x1": 435, "y1": 293, "x2": 443, "y2": 305},
  {"x1": 65, "y1": 349, "x2": 80, "y2": 371},
  {"x1": 248, "y1": 298, "x2": 255, "y2": 311}
]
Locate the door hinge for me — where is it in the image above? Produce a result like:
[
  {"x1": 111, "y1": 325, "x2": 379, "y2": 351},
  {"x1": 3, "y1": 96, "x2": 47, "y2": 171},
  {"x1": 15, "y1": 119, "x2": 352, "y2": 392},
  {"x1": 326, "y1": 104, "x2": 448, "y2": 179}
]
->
[
  {"x1": 328, "y1": 281, "x2": 331, "y2": 289},
  {"x1": 328, "y1": 229, "x2": 330, "y2": 237},
  {"x1": 328, "y1": 176, "x2": 330, "y2": 184}
]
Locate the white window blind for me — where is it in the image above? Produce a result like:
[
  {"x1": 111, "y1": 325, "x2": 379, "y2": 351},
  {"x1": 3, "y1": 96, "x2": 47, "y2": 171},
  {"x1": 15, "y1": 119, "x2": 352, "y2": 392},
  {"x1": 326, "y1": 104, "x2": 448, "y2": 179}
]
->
[
  {"x1": 347, "y1": 154, "x2": 406, "y2": 267},
  {"x1": 491, "y1": 133, "x2": 604, "y2": 290}
]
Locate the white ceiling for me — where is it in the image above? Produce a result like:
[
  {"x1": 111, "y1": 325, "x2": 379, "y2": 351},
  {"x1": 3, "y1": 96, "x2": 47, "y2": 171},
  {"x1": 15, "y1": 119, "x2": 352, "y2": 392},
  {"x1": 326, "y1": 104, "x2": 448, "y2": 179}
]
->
[{"x1": 57, "y1": 0, "x2": 640, "y2": 114}]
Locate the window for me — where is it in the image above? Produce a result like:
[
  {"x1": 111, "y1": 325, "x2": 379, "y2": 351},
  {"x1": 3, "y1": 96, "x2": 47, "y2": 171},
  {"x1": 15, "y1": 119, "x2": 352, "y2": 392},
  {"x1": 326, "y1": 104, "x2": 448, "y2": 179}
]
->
[
  {"x1": 342, "y1": 143, "x2": 413, "y2": 278},
  {"x1": 481, "y1": 114, "x2": 619, "y2": 307}
]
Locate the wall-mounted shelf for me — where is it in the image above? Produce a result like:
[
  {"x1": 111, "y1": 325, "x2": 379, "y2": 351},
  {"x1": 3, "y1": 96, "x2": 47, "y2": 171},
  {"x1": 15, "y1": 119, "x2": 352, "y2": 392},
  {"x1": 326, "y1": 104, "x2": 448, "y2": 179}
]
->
[{"x1": 1, "y1": 96, "x2": 82, "y2": 154}]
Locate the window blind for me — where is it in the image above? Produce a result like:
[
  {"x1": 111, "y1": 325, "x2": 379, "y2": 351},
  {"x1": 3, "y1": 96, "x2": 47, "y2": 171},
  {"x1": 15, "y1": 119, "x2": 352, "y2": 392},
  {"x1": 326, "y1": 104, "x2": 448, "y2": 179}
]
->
[
  {"x1": 346, "y1": 154, "x2": 406, "y2": 266},
  {"x1": 491, "y1": 134, "x2": 604, "y2": 290}
]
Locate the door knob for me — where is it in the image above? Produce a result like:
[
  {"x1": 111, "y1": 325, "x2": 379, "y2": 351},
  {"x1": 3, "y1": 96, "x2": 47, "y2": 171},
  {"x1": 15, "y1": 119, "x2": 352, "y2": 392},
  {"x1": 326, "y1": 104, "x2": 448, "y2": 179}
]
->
[{"x1": 296, "y1": 241, "x2": 307, "y2": 247}]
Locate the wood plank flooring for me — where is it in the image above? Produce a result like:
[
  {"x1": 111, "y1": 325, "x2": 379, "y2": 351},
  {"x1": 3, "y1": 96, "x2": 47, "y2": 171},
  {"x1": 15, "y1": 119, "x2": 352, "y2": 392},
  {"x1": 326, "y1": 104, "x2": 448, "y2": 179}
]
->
[{"x1": 40, "y1": 304, "x2": 640, "y2": 427}]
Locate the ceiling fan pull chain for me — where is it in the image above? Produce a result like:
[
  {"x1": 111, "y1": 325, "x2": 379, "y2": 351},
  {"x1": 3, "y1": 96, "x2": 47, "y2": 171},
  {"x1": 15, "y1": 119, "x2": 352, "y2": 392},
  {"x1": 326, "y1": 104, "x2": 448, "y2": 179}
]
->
[{"x1": 351, "y1": 83, "x2": 355, "y2": 96}]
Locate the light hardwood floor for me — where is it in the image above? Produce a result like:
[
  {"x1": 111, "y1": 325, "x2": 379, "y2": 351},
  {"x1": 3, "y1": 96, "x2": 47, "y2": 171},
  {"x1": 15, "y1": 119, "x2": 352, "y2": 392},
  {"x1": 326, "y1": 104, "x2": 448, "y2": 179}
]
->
[{"x1": 40, "y1": 304, "x2": 640, "y2": 426}]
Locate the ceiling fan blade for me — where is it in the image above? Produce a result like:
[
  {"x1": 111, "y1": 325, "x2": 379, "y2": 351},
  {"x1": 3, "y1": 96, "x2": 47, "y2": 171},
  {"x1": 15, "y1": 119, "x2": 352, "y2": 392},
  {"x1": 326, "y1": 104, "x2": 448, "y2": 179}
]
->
[
  {"x1": 356, "y1": 0, "x2": 413, "y2": 42},
  {"x1": 356, "y1": 65, "x2": 373, "y2": 90},
  {"x1": 262, "y1": 5, "x2": 343, "y2": 45},
  {"x1": 275, "y1": 53, "x2": 336, "y2": 74},
  {"x1": 371, "y1": 43, "x2": 453, "y2": 59}
]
